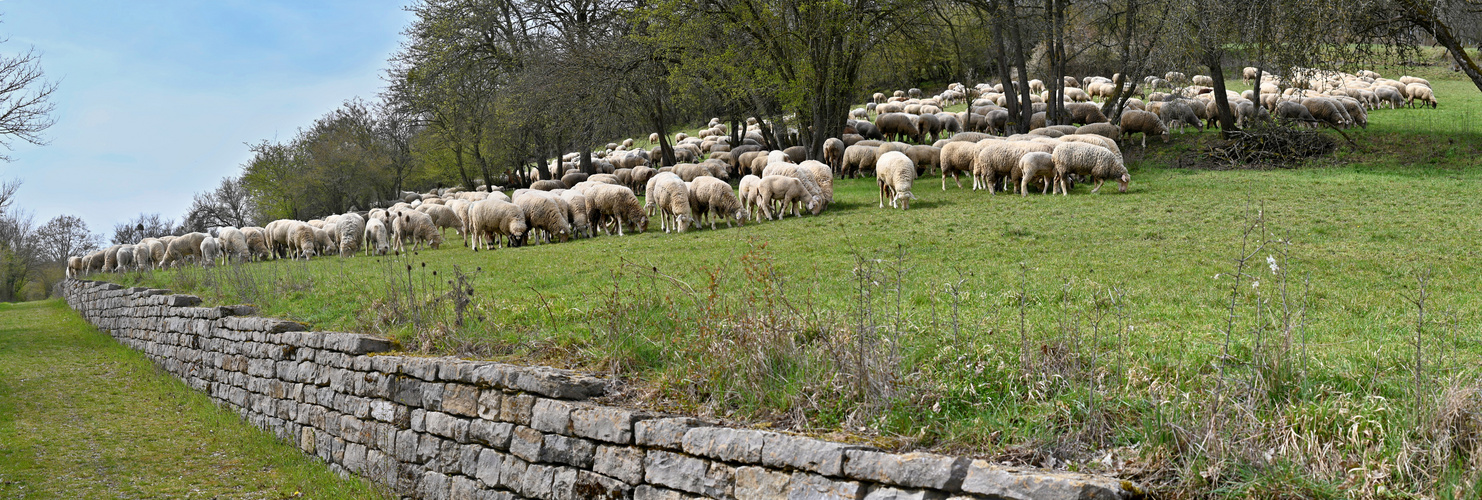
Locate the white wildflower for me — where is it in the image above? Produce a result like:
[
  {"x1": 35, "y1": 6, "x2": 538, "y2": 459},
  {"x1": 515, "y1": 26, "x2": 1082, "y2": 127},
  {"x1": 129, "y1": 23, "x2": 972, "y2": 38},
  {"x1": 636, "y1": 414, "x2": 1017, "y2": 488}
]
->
[
  {"x1": 1267, "y1": 255, "x2": 1279, "y2": 274},
  {"x1": 1252, "y1": 280, "x2": 1260, "y2": 289}
]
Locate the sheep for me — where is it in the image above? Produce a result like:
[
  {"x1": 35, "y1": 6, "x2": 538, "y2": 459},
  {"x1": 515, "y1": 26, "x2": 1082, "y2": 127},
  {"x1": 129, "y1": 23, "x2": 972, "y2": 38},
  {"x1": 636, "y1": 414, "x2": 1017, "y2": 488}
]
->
[
  {"x1": 673, "y1": 163, "x2": 712, "y2": 182},
  {"x1": 1301, "y1": 97, "x2": 1349, "y2": 128},
  {"x1": 312, "y1": 227, "x2": 334, "y2": 255},
  {"x1": 1052, "y1": 141, "x2": 1129, "y2": 195},
  {"x1": 67, "y1": 256, "x2": 83, "y2": 277},
  {"x1": 1065, "y1": 102, "x2": 1108, "y2": 125},
  {"x1": 761, "y1": 163, "x2": 826, "y2": 214},
  {"x1": 939, "y1": 141, "x2": 984, "y2": 190},
  {"x1": 1406, "y1": 83, "x2": 1436, "y2": 108},
  {"x1": 874, "y1": 151, "x2": 918, "y2": 210},
  {"x1": 973, "y1": 140, "x2": 1054, "y2": 193},
  {"x1": 798, "y1": 160, "x2": 834, "y2": 206},
  {"x1": 1275, "y1": 100, "x2": 1317, "y2": 127},
  {"x1": 115, "y1": 244, "x2": 136, "y2": 271},
  {"x1": 84, "y1": 250, "x2": 104, "y2": 273},
  {"x1": 629, "y1": 165, "x2": 659, "y2": 195},
  {"x1": 160, "y1": 232, "x2": 210, "y2": 267},
  {"x1": 1058, "y1": 133, "x2": 1121, "y2": 157},
  {"x1": 649, "y1": 174, "x2": 693, "y2": 232},
  {"x1": 1333, "y1": 97, "x2": 1369, "y2": 128},
  {"x1": 876, "y1": 113, "x2": 924, "y2": 143},
  {"x1": 131, "y1": 244, "x2": 153, "y2": 271},
  {"x1": 756, "y1": 175, "x2": 816, "y2": 220},
  {"x1": 561, "y1": 172, "x2": 589, "y2": 188},
  {"x1": 467, "y1": 199, "x2": 528, "y2": 249},
  {"x1": 1374, "y1": 85, "x2": 1404, "y2": 109},
  {"x1": 1192, "y1": 75, "x2": 1215, "y2": 87},
  {"x1": 1076, "y1": 123, "x2": 1120, "y2": 140},
  {"x1": 416, "y1": 204, "x2": 462, "y2": 242},
  {"x1": 1118, "y1": 110, "x2": 1170, "y2": 147},
  {"x1": 392, "y1": 209, "x2": 444, "y2": 252},
  {"x1": 586, "y1": 184, "x2": 648, "y2": 236},
  {"x1": 216, "y1": 227, "x2": 249, "y2": 263},
  {"x1": 1160, "y1": 100, "x2": 1203, "y2": 132},
  {"x1": 738, "y1": 175, "x2": 764, "y2": 221},
  {"x1": 363, "y1": 218, "x2": 391, "y2": 255},
  {"x1": 679, "y1": 176, "x2": 738, "y2": 230},
  {"x1": 240, "y1": 228, "x2": 269, "y2": 261},
  {"x1": 904, "y1": 145, "x2": 941, "y2": 176},
  {"x1": 200, "y1": 237, "x2": 221, "y2": 266},
  {"x1": 530, "y1": 179, "x2": 565, "y2": 191},
  {"x1": 140, "y1": 238, "x2": 166, "y2": 267},
  {"x1": 514, "y1": 191, "x2": 573, "y2": 243},
  {"x1": 335, "y1": 213, "x2": 366, "y2": 257},
  {"x1": 1018, "y1": 152, "x2": 1055, "y2": 196},
  {"x1": 842, "y1": 144, "x2": 879, "y2": 178},
  {"x1": 103, "y1": 244, "x2": 121, "y2": 272},
  {"x1": 823, "y1": 137, "x2": 846, "y2": 173},
  {"x1": 556, "y1": 190, "x2": 595, "y2": 238}
]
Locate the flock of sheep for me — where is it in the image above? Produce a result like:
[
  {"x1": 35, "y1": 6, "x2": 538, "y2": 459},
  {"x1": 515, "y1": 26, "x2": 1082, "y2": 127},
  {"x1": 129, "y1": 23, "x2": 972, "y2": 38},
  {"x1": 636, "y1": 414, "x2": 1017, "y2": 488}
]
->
[{"x1": 65, "y1": 67, "x2": 1436, "y2": 275}]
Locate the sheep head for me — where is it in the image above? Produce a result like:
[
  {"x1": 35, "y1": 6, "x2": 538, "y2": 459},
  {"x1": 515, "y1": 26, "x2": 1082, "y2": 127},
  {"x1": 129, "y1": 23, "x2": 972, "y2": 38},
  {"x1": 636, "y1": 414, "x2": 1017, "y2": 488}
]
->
[{"x1": 1118, "y1": 173, "x2": 1130, "y2": 193}]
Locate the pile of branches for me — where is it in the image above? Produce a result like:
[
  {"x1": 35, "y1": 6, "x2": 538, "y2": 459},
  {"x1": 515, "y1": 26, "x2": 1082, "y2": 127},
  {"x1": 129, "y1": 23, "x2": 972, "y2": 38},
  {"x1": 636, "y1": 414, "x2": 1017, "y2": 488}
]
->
[{"x1": 1205, "y1": 125, "x2": 1338, "y2": 169}]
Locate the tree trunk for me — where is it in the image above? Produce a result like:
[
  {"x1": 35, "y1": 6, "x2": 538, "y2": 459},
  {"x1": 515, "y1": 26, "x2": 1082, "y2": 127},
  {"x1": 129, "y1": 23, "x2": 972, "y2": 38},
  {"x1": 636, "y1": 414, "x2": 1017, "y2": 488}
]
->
[
  {"x1": 991, "y1": 14, "x2": 1020, "y2": 134},
  {"x1": 1008, "y1": 0, "x2": 1034, "y2": 134},
  {"x1": 1206, "y1": 51, "x2": 1238, "y2": 135},
  {"x1": 580, "y1": 150, "x2": 595, "y2": 175},
  {"x1": 1401, "y1": 0, "x2": 1482, "y2": 93}
]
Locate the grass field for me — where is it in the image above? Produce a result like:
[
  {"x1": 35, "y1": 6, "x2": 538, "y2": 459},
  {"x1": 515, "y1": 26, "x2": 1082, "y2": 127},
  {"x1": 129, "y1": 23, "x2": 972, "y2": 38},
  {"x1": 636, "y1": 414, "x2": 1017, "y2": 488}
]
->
[
  {"x1": 0, "y1": 300, "x2": 390, "y2": 499},
  {"x1": 99, "y1": 62, "x2": 1482, "y2": 497}
]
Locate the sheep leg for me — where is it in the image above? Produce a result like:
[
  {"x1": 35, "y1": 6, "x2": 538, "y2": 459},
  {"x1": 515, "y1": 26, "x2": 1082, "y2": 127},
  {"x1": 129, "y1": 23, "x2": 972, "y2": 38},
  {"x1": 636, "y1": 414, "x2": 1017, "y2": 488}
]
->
[
  {"x1": 1091, "y1": 179, "x2": 1105, "y2": 194},
  {"x1": 616, "y1": 215, "x2": 625, "y2": 236}
]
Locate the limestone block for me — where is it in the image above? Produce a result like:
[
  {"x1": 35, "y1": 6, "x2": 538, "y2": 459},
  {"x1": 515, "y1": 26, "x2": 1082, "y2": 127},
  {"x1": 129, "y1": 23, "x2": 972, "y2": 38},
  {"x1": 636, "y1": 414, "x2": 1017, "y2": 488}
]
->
[{"x1": 843, "y1": 450, "x2": 969, "y2": 491}]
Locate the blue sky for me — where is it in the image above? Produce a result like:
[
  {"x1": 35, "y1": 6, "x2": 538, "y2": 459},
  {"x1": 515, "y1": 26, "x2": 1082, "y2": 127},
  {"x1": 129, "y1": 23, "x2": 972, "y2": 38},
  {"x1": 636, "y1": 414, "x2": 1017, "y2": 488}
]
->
[{"x1": 0, "y1": 0, "x2": 413, "y2": 236}]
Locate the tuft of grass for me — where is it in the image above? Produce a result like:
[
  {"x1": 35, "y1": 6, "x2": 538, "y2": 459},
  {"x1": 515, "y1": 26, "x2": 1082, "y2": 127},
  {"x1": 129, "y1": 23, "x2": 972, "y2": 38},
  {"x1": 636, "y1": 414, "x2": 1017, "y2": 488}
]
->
[{"x1": 0, "y1": 300, "x2": 390, "y2": 499}]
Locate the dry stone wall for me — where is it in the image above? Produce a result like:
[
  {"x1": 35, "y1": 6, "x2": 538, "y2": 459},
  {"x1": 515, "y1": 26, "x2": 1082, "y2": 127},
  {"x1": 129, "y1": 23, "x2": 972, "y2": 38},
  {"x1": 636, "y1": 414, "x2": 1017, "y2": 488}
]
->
[{"x1": 59, "y1": 279, "x2": 1139, "y2": 500}]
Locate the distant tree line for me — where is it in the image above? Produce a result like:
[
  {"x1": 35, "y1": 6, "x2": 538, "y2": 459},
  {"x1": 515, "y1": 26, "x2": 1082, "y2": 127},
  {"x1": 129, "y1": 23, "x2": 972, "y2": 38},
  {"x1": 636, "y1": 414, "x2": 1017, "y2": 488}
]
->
[{"x1": 181, "y1": 0, "x2": 1475, "y2": 225}]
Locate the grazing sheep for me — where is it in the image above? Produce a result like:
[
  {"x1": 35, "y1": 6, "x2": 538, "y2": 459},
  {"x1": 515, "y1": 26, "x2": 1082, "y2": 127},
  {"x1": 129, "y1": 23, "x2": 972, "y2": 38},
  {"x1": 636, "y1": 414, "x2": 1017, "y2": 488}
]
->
[
  {"x1": 1374, "y1": 85, "x2": 1404, "y2": 108},
  {"x1": 363, "y1": 218, "x2": 391, "y2": 255},
  {"x1": 514, "y1": 192, "x2": 573, "y2": 243},
  {"x1": 649, "y1": 175, "x2": 696, "y2": 233},
  {"x1": 561, "y1": 172, "x2": 589, "y2": 188},
  {"x1": 1275, "y1": 100, "x2": 1317, "y2": 127},
  {"x1": 1301, "y1": 97, "x2": 1350, "y2": 128},
  {"x1": 131, "y1": 245, "x2": 152, "y2": 271},
  {"x1": 557, "y1": 190, "x2": 595, "y2": 238},
  {"x1": 1075, "y1": 123, "x2": 1120, "y2": 140},
  {"x1": 1065, "y1": 102, "x2": 1108, "y2": 125},
  {"x1": 903, "y1": 145, "x2": 941, "y2": 176},
  {"x1": 1018, "y1": 152, "x2": 1055, "y2": 196},
  {"x1": 842, "y1": 144, "x2": 879, "y2": 178},
  {"x1": 822, "y1": 137, "x2": 846, "y2": 174},
  {"x1": 416, "y1": 204, "x2": 463, "y2": 242},
  {"x1": 141, "y1": 238, "x2": 167, "y2": 267},
  {"x1": 160, "y1": 232, "x2": 210, "y2": 267},
  {"x1": 874, "y1": 151, "x2": 918, "y2": 210},
  {"x1": 467, "y1": 199, "x2": 528, "y2": 249},
  {"x1": 973, "y1": 140, "x2": 1053, "y2": 193},
  {"x1": 798, "y1": 160, "x2": 835, "y2": 206},
  {"x1": 876, "y1": 113, "x2": 925, "y2": 143},
  {"x1": 1192, "y1": 75, "x2": 1215, "y2": 87},
  {"x1": 115, "y1": 244, "x2": 136, "y2": 270},
  {"x1": 216, "y1": 227, "x2": 249, "y2": 262},
  {"x1": 738, "y1": 175, "x2": 763, "y2": 221},
  {"x1": 392, "y1": 209, "x2": 444, "y2": 252},
  {"x1": 586, "y1": 184, "x2": 648, "y2": 236},
  {"x1": 691, "y1": 176, "x2": 746, "y2": 230},
  {"x1": 1405, "y1": 83, "x2": 1436, "y2": 108},
  {"x1": 1159, "y1": 100, "x2": 1203, "y2": 132},
  {"x1": 103, "y1": 244, "x2": 122, "y2": 272},
  {"x1": 530, "y1": 179, "x2": 565, "y2": 191},
  {"x1": 200, "y1": 237, "x2": 221, "y2": 267},
  {"x1": 761, "y1": 163, "x2": 826, "y2": 214},
  {"x1": 67, "y1": 256, "x2": 83, "y2": 277},
  {"x1": 939, "y1": 140, "x2": 985, "y2": 190},
  {"x1": 1052, "y1": 141, "x2": 1129, "y2": 195},
  {"x1": 756, "y1": 175, "x2": 816, "y2": 220},
  {"x1": 336, "y1": 213, "x2": 366, "y2": 257},
  {"x1": 240, "y1": 228, "x2": 269, "y2": 261},
  {"x1": 1118, "y1": 110, "x2": 1170, "y2": 147}
]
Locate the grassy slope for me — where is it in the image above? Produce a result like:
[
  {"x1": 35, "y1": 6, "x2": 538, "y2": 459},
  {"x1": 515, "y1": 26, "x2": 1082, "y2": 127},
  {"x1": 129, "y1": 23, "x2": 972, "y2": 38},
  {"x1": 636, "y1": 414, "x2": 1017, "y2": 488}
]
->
[
  {"x1": 101, "y1": 62, "x2": 1482, "y2": 497},
  {"x1": 0, "y1": 300, "x2": 389, "y2": 499}
]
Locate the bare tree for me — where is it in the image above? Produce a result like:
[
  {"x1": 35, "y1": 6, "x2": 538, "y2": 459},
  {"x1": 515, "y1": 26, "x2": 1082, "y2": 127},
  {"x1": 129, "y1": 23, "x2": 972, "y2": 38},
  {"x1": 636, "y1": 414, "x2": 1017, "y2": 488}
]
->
[
  {"x1": 34, "y1": 214, "x2": 100, "y2": 263},
  {"x1": 0, "y1": 179, "x2": 38, "y2": 301},
  {"x1": 0, "y1": 34, "x2": 58, "y2": 161},
  {"x1": 112, "y1": 213, "x2": 179, "y2": 245},
  {"x1": 181, "y1": 176, "x2": 256, "y2": 232}
]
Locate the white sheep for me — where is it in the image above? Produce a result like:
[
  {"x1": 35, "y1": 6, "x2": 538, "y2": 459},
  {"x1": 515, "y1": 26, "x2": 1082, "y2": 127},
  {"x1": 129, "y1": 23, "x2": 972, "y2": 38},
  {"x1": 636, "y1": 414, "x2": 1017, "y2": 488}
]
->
[
  {"x1": 216, "y1": 227, "x2": 249, "y2": 263},
  {"x1": 690, "y1": 176, "x2": 746, "y2": 230},
  {"x1": 336, "y1": 213, "x2": 366, "y2": 257},
  {"x1": 1017, "y1": 152, "x2": 1055, "y2": 196},
  {"x1": 1052, "y1": 141, "x2": 1130, "y2": 195},
  {"x1": 200, "y1": 236, "x2": 221, "y2": 267},
  {"x1": 363, "y1": 218, "x2": 391, "y2": 255},
  {"x1": 584, "y1": 184, "x2": 648, "y2": 236},
  {"x1": 756, "y1": 175, "x2": 815, "y2": 220},
  {"x1": 513, "y1": 191, "x2": 573, "y2": 243},
  {"x1": 392, "y1": 208, "x2": 444, "y2": 252},
  {"x1": 649, "y1": 176, "x2": 696, "y2": 233},
  {"x1": 467, "y1": 198, "x2": 528, "y2": 249},
  {"x1": 875, "y1": 151, "x2": 918, "y2": 209}
]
